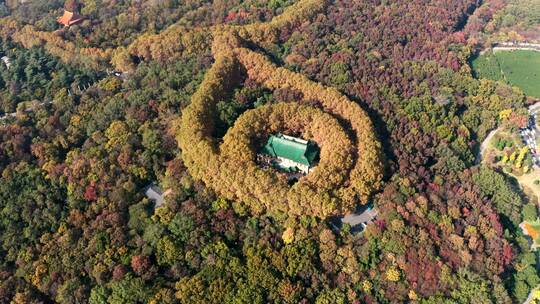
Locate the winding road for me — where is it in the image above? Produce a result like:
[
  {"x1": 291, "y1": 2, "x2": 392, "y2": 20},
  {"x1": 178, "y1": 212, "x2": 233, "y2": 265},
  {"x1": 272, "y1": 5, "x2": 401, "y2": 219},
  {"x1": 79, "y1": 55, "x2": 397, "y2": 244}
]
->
[{"x1": 476, "y1": 128, "x2": 499, "y2": 165}]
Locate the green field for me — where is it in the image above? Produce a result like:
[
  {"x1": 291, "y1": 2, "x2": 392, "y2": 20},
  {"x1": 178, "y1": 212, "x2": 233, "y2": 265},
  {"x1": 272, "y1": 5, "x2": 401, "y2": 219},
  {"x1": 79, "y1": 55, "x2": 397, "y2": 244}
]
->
[{"x1": 471, "y1": 50, "x2": 540, "y2": 97}]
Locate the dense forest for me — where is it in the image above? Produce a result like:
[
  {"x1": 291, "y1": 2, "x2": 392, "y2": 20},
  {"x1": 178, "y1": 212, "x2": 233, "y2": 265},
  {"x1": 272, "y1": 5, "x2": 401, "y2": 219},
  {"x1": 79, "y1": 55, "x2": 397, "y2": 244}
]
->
[
  {"x1": 0, "y1": 0, "x2": 539, "y2": 303},
  {"x1": 465, "y1": 0, "x2": 540, "y2": 44}
]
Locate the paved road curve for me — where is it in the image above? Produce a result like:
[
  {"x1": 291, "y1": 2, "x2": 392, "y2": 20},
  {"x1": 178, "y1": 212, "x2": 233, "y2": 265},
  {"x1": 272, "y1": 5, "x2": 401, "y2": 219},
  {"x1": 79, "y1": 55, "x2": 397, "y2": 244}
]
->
[{"x1": 476, "y1": 128, "x2": 499, "y2": 165}]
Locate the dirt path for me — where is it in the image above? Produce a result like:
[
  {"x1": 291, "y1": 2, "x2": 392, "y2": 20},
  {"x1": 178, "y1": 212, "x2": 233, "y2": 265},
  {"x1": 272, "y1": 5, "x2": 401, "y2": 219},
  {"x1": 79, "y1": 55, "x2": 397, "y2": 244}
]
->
[{"x1": 475, "y1": 128, "x2": 499, "y2": 164}]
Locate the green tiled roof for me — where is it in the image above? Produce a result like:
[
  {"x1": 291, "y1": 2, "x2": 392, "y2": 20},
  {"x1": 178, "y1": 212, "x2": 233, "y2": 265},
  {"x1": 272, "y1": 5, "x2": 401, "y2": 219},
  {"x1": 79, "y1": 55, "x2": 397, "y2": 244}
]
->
[{"x1": 261, "y1": 134, "x2": 318, "y2": 166}]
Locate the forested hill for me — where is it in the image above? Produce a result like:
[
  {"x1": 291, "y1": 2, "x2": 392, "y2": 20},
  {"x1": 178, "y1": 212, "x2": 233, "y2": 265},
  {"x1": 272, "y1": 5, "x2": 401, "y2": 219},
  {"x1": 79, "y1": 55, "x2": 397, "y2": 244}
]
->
[{"x1": 0, "y1": 0, "x2": 538, "y2": 303}]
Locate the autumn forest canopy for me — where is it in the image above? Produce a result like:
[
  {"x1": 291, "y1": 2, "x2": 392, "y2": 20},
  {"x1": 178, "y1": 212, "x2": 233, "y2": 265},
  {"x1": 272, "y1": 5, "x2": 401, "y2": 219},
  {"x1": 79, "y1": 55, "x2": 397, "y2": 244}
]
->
[{"x1": 0, "y1": 0, "x2": 539, "y2": 303}]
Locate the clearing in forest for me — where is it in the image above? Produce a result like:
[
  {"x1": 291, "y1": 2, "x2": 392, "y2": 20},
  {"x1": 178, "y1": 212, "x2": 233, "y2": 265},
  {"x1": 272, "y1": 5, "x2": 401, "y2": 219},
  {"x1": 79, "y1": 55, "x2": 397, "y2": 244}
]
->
[{"x1": 471, "y1": 50, "x2": 540, "y2": 98}]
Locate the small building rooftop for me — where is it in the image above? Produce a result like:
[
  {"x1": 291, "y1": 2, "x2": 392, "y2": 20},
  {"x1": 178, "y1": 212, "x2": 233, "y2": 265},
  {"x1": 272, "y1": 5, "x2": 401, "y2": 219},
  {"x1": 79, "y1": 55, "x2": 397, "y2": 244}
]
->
[
  {"x1": 330, "y1": 204, "x2": 378, "y2": 234},
  {"x1": 1, "y1": 56, "x2": 10, "y2": 68},
  {"x1": 57, "y1": 10, "x2": 84, "y2": 27},
  {"x1": 144, "y1": 184, "x2": 171, "y2": 209}
]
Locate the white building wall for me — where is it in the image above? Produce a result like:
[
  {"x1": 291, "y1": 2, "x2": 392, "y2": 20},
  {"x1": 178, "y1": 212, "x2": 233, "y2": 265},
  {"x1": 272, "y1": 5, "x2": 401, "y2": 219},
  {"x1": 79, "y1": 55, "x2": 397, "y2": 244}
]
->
[
  {"x1": 278, "y1": 157, "x2": 310, "y2": 174},
  {"x1": 1, "y1": 56, "x2": 10, "y2": 68}
]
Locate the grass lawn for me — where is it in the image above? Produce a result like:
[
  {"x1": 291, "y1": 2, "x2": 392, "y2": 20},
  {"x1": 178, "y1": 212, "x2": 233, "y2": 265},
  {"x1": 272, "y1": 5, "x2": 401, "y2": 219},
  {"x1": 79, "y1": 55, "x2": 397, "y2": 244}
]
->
[{"x1": 471, "y1": 50, "x2": 540, "y2": 98}]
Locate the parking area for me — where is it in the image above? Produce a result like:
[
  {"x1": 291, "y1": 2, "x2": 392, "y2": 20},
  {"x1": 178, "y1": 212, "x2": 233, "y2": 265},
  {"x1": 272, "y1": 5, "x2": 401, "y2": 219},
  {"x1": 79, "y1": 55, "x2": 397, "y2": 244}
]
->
[{"x1": 519, "y1": 110, "x2": 540, "y2": 167}]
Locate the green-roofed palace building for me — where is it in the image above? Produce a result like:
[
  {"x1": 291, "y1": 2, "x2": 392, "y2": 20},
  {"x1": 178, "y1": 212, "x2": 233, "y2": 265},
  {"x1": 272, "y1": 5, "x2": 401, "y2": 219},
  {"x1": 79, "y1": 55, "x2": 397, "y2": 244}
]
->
[{"x1": 261, "y1": 134, "x2": 319, "y2": 174}]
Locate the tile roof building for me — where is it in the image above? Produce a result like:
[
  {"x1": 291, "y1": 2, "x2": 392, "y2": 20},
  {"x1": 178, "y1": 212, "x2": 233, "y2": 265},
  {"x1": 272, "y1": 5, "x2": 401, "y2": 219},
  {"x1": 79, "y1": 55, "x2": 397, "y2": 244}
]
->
[
  {"x1": 261, "y1": 134, "x2": 318, "y2": 174},
  {"x1": 57, "y1": 10, "x2": 84, "y2": 27}
]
